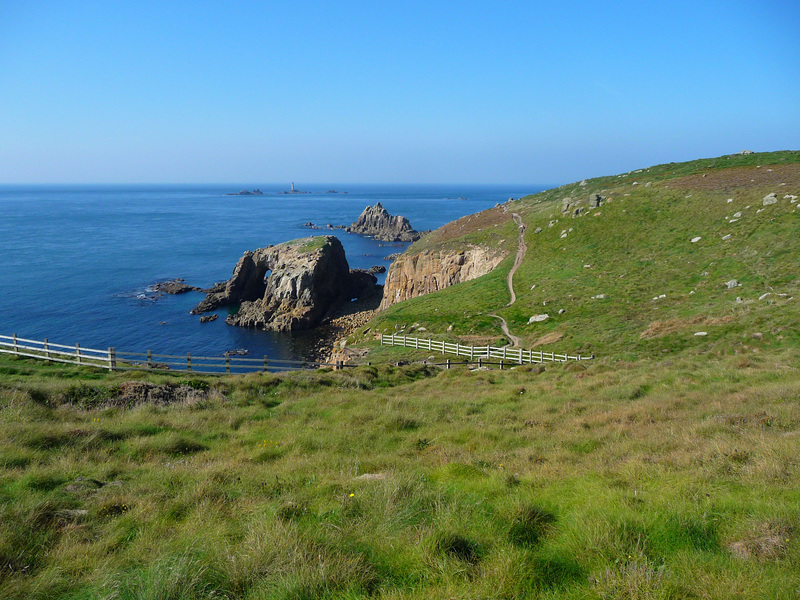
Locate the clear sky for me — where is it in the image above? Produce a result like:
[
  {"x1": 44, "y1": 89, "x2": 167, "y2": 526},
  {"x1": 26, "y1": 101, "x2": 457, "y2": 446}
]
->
[{"x1": 1, "y1": 0, "x2": 798, "y2": 185}]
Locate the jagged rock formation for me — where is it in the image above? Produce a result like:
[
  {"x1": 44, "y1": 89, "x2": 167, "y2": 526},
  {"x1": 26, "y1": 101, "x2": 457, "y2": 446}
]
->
[
  {"x1": 379, "y1": 245, "x2": 507, "y2": 310},
  {"x1": 191, "y1": 236, "x2": 378, "y2": 331},
  {"x1": 346, "y1": 202, "x2": 422, "y2": 242}
]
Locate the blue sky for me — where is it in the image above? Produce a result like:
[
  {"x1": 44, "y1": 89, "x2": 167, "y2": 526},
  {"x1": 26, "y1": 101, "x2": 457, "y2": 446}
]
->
[{"x1": 1, "y1": 1, "x2": 798, "y2": 184}]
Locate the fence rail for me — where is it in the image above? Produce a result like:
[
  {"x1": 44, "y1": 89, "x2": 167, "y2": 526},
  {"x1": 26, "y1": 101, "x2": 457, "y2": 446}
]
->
[
  {"x1": 380, "y1": 334, "x2": 593, "y2": 365},
  {"x1": 0, "y1": 334, "x2": 345, "y2": 374}
]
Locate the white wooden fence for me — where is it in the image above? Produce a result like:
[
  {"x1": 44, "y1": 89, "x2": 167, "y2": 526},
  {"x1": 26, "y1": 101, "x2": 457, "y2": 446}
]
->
[
  {"x1": 0, "y1": 334, "x2": 344, "y2": 374},
  {"x1": 380, "y1": 333, "x2": 593, "y2": 365}
]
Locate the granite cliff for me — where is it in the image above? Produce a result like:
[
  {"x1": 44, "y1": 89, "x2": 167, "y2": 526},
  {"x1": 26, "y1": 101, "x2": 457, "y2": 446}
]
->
[
  {"x1": 379, "y1": 245, "x2": 507, "y2": 310},
  {"x1": 191, "y1": 236, "x2": 377, "y2": 331}
]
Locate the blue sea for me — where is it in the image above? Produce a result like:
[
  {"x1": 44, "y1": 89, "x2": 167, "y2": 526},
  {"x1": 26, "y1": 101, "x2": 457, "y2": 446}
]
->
[{"x1": 0, "y1": 184, "x2": 542, "y2": 361}]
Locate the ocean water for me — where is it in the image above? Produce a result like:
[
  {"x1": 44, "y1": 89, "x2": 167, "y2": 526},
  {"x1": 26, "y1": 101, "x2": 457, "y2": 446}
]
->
[{"x1": 0, "y1": 184, "x2": 542, "y2": 360}]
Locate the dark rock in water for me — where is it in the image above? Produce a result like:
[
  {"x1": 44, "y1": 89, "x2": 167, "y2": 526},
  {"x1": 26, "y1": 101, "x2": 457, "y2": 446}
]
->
[
  {"x1": 225, "y1": 348, "x2": 249, "y2": 357},
  {"x1": 153, "y1": 279, "x2": 201, "y2": 294},
  {"x1": 226, "y1": 189, "x2": 264, "y2": 196},
  {"x1": 199, "y1": 314, "x2": 218, "y2": 323},
  {"x1": 191, "y1": 236, "x2": 380, "y2": 331},
  {"x1": 368, "y1": 265, "x2": 386, "y2": 274},
  {"x1": 346, "y1": 202, "x2": 422, "y2": 242}
]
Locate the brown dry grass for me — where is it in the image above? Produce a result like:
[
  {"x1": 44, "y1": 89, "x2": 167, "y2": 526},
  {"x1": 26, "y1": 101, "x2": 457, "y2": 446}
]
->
[
  {"x1": 640, "y1": 315, "x2": 735, "y2": 339},
  {"x1": 415, "y1": 204, "x2": 511, "y2": 248},
  {"x1": 532, "y1": 331, "x2": 565, "y2": 347},
  {"x1": 729, "y1": 522, "x2": 793, "y2": 561},
  {"x1": 665, "y1": 162, "x2": 800, "y2": 192}
]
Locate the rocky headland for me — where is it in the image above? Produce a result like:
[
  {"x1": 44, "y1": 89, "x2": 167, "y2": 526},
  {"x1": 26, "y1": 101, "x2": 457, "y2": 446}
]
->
[
  {"x1": 191, "y1": 236, "x2": 380, "y2": 331},
  {"x1": 346, "y1": 202, "x2": 423, "y2": 242}
]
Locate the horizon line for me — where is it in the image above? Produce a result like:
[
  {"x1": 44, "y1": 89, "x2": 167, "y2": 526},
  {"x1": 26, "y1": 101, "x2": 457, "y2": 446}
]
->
[{"x1": 0, "y1": 181, "x2": 554, "y2": 188}]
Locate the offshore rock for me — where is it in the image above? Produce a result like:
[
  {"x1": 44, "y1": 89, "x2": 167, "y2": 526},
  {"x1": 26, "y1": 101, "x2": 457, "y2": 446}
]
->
[
  {"x1": 346, "y1": 202, "x2": 422, "y2": 242},
  {"x1": 379, "y1": 245, "x2": 507, "y2": 310},
  {"x1": 152, "y1": 279, "x2": 201, "y2": 294},
  {"x1": 191, "y1": 236, "x2": 378, "y2": 331}
]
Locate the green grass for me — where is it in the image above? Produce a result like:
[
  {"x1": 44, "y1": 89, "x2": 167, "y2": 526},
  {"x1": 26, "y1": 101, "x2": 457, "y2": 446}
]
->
[
  {"x1": 1, "y1": 347, "x2": 799, "y2": 599},
  {"x1": 296, "y1": 236, "x2": 329, "y2": 253},
  {"x1": 2, "y1": 151, "x2": 800, "y2": 598},
  {"x1": 368, "y1": 151, "x2": 800, "y2": 360}
]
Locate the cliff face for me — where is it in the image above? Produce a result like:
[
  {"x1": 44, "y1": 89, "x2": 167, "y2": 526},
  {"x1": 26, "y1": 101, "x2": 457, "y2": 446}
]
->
[
  {"x1": 192, "y1": 236, "x2": 377, "y2": 331},
  {"x1": 346, "y1": 202, "x2": 422, "y2": 242},
  {"x1": 379, "y1": 245, "x2": 507, "y2": 310}
]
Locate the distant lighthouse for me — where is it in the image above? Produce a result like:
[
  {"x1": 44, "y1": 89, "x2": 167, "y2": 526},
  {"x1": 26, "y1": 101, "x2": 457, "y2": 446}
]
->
[{"x1": 291, "y1": 182, "x2": 295, "y2": 192}]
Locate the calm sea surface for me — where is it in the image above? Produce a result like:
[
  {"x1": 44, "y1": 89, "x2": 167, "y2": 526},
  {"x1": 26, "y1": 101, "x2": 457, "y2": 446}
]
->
[{"x1": 0, "y1": 184, "x2": 543, "y2": 360}]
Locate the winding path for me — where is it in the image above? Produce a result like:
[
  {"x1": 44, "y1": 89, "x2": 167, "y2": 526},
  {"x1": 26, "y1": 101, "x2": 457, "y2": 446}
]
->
[{"x1": 489, "y1": 213, "x2": 527, "y2": 347}]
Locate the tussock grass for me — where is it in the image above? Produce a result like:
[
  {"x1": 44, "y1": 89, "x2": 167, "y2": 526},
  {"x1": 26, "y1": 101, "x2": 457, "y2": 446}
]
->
[{"x1": 2, "y1": 348, "x2": 799, "y2": 598}]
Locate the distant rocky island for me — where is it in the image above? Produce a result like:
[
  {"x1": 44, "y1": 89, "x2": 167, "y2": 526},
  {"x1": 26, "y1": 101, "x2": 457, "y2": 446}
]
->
[
  {"x1": 280, "y1": 182, "x2": 310, "y2": 195},
  {"x1": 226, "y1": 183, "x2": 322, "y2": 196},
  {"x1": 226, "y1": 189, "x2": 264, "y2": 196},
  {"x1": 346, "y1": 202, "x2": 423, "y2": 242}
]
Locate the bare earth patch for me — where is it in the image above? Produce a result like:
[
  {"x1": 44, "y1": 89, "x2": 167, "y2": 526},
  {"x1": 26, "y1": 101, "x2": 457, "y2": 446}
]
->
[
  {"x1": 640, "y1": 315, "x2": 735, "y2": 339},
  {"x1": 533, "y1": 331, "x2": 564, "y2": 347}
]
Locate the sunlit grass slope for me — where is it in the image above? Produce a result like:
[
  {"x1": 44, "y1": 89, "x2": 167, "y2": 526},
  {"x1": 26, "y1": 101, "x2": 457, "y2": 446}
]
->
[{"x1": 370, "y1": 151, "x2": 800, "y2": 359}]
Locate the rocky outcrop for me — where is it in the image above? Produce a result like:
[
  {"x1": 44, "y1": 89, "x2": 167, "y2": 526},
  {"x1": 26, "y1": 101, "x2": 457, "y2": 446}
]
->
[
  {"x1": 346, "y1": 202, "x2": 422, "y2": 242},
  {"x1": 191, "y1": 236, "x2": 378, "y2": 331},
  {"x1": 379, "y1": 245, "x2": 507, "y2": 310},
  {"x1": 226, "y1": 189, "x2": 264, "y2": 196},
  {"x1": 152, "y1": 279, "x2": 202, "y2": 294}
]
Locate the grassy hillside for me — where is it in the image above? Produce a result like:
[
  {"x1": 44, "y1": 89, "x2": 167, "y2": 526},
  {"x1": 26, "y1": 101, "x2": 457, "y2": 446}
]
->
[
  {"x1": 369, "y1": 150, "x2": 800, "y2": 360},
  {"x1": 2, "y1": 351, "x2": 799, "y2": 599},
  {"x1": 1, "y1": 151, "x2": 799, "y2": 599}
]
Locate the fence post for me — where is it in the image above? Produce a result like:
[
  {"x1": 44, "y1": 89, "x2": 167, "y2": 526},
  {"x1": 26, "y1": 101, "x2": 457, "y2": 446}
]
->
[
  {"x1": 500, "y1": 359, "x2": 504, "y2": 370},
  {"x1": 479, "y1": 357, "x2": 482, "y2": 368},
  {"x1": 470, "y1": 345, "x2": 474, "y2": 361},
  {"x1": 263, "y1": 356, "x2": 268, "y2": 372},
  {"x1": 76, "y1": 343, "x2": 82, "y2": 364},
  {"x1": 108, "y1": 347, "x2": 116, "y2": 371},
  {"x1": 147, "y1": 350, "x2": 152, "y2": 368},
  {"x1": 13, "y1": 333, "x2": 18, "y2": 356},
  {"x1": 226, "y1": 356, "x2": 230, "y2": 374},
  {"x1": 187, "y1": 352, "x2": 192, "y2": 372},
  {"x1": 44, "y1": 338, "x2": 50, "y2": 362},
  {"x1": 446, "y1": 359, "x2": 450, "y2": 370}
]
